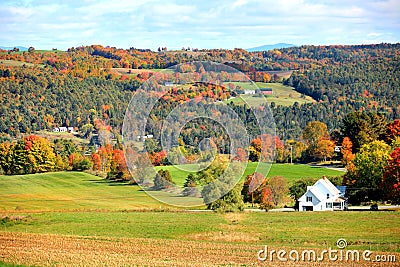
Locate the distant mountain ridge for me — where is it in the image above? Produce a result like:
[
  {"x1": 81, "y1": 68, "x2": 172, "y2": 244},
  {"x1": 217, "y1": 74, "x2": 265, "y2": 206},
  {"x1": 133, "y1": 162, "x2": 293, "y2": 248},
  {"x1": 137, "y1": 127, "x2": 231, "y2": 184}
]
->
[
  {"x1": 0, "y1": 46, "x2": 28, "y2": 51},
  {"x1": 246, "y1": 43, "x2": 295, "y2": 52}
]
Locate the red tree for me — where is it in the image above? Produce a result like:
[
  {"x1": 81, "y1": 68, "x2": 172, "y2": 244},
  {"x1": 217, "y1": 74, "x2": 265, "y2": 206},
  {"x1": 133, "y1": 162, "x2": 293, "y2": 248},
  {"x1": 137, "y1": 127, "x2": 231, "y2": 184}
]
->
[
  {"x1": 386, "y1": 119, "x2": 400, "y2": 143},
  {"x1": 382, "y1": 147, "x2": 400, "y2": 204},
  {"x1": 91, "y1": 153, "x2": 101, "y2": 171}
]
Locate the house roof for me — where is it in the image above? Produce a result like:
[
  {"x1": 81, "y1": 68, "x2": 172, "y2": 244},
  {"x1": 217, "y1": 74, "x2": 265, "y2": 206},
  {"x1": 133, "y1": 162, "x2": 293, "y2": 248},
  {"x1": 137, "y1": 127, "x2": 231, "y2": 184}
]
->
[
  {"x1": 298, "y1": 186, "x2": 324, "y2": 202},
  {"x1": 319, "y1": 176, "x2": 341, "y2": 195},
  {"x1": 333, "y1": 196, "x2": 347, "y2": 202},
  {"x1": 299, "y1": 176, "x2": 341, "y2": 203}
]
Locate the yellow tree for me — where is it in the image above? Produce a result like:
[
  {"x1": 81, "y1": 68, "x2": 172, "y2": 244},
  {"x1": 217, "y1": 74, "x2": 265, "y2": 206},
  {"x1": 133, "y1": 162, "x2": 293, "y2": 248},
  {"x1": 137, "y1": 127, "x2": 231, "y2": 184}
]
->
[
  {"x1": 302, "y1": 121, "x2": 329, "y2": 146},
  {"x1": 313, "y1": 139, "x2": 335, "y2": 162},
  {"x1": 0, "y1": 142, "x2": 13, "y2": 174},
  {"x1": 24, "y1": 135, "x2": 56, "y2": 173}
]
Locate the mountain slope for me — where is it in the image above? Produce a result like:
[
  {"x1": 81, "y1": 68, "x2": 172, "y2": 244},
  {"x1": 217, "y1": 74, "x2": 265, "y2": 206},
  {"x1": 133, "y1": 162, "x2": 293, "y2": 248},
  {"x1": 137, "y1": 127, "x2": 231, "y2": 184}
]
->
[{"x1": 246, "y1": 43, "x2": 295, "y2": 52}]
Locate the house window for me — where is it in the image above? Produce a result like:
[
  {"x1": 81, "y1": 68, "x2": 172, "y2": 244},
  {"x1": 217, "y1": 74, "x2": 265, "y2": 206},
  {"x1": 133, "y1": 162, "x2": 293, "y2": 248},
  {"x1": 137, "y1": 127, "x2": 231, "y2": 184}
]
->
[
  {"x1": 306, "y1": 196, "x2": 312, "y2": 202},
  {"x1": 327, "y1": 193, "x2": 330, "y2": 199},
  {"x1": 326, "y1": 203, "x2": 332, "y2": 208}
]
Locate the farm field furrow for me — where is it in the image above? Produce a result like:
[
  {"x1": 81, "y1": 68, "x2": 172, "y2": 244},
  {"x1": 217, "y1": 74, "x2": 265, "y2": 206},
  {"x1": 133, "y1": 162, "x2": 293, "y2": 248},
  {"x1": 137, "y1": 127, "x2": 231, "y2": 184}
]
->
[{"x1": 1, "y1": 232, "x2": 398, "y2": 267}]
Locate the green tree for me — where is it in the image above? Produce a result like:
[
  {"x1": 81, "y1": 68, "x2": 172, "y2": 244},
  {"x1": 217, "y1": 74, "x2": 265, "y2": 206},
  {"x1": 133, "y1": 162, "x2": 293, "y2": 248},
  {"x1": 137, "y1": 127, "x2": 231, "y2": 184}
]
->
[
  {"x1": 341, "y1": 112, "x2": 387, "y2": 152},
  {"x1": 182, "y1": 173, "x2": 199, "y2": 197},
  {"x1": 286, "y1": 140, "x2": 307, "y2": 163},
  {"x1": 10, "y1": 139, "x2": 28, "y2": 174},
  {"x1": 201, "y1": 160, "x2": 244, "y2": 212},
  {"x1": 289, "y1": 178, "x2": 318, "y2": 201},
  {"x1": 153, "y1": 169, "x2": 173, "y2": 190},
  {"x1": 144, "y1": 138, "x2": 160, "y2": 153},
  {"x1": 204, "y1": 181, "x2": 244, "y2": 212},
  {"x1": 79, "y1": 157, "x2": 93, "y2": 170},
  {"x1": 344, "y1": 140, "x2": 390, "y2": 202}
]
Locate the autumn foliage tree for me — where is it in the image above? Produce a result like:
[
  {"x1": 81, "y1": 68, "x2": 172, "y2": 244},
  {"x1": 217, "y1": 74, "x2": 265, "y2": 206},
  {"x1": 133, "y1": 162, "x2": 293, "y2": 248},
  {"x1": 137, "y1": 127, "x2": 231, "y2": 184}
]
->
[
  {"x1": 0, "y1": 142, "x2": 12, "y2": 174},
  {"x1": 302, "y1": 121, "x2": 331, "y2": 161},
  {"x1": 386, "y1": 119, "x2": 400, "y2": 143},
  {"x1": 241, "y1": 172, "x2": 266, "y2": 206},
  {"x1": 381, "y1": 147, "x2": 400, "y2": 204},
  {"x1": 260, "y1": 176, "x2": 288, "y2": 211},
  {"x1": 23, "y1": 135, "x2": 56, "y2": 173},
  {"x1": 110, "y1": 149, "x2": 128, "y2": 179},
  {"x1": 312, "y1": 138, "x2": 335, "y2": 162},
  {"x1": 341, "y1": 137, "x2": 355, "y2": 166},
  {"x1": 344, "y1": 140, "x2": 391, "y2": 202},
  {"x1": 302, "y1": 121, "x2": 329, "y2": 146},
  {"x1": 0, "y1": 135, "x2": 56, "y2": 174},
  {"x1": 248, "y1": 138, "x2": 262, "y2": 162}
]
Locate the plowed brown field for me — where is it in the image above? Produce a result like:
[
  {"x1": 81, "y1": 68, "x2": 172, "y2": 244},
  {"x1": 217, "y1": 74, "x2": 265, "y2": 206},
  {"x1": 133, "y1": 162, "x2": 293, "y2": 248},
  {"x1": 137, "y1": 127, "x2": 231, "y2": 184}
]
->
[{"x1": 1, "y1": 232, "x2": 398, "y2": 267}]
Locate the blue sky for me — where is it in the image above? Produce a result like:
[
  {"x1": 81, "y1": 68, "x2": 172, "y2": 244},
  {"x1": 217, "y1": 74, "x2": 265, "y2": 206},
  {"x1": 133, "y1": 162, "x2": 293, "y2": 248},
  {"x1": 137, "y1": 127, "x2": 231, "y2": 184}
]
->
[{"x1": 1, "y1": 0, "x2": 399, "y2": 50}]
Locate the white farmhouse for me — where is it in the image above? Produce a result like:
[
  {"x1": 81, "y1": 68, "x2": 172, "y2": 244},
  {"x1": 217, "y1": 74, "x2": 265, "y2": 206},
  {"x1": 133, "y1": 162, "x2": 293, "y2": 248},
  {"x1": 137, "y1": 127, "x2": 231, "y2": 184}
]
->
[
  {"x1": 298, "y1": 176, "x2": 347, "y2": 211},
  {"x1": 244, "y1": 90, "x2": 255, "y2": 94},
  {"x1": 59, "y1": 127, "x2": 68, "y2": 132}
]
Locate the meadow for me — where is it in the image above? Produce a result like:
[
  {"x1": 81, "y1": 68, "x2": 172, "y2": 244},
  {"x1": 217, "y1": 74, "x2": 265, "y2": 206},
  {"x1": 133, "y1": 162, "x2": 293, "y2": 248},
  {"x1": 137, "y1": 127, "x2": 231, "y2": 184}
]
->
[
  {"x1": 226, "y1": 82, "x2": 315, "y2": 106},
  {"x1": 1, "y1": 171, "x2": 399, "y2": 266},
  {"x1": 155, "y1": 162, "x2": 345, "y2": 186},
  {"x1": 0, "y1": 172, "x2": 164, "y2": 211}
]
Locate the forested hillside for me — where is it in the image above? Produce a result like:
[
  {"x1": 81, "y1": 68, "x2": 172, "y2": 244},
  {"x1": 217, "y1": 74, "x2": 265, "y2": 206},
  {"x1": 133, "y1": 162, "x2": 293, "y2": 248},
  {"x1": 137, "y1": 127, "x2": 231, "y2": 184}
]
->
[{"x1": 0, "y1": 43, "x2": 399, "y2": 140}]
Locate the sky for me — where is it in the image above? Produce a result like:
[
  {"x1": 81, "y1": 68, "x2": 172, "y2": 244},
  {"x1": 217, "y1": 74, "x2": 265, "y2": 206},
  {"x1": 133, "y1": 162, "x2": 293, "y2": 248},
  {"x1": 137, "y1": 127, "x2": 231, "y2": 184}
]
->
[{"x1": 0, "y1": 0, "x2": 399, "y2": 51}]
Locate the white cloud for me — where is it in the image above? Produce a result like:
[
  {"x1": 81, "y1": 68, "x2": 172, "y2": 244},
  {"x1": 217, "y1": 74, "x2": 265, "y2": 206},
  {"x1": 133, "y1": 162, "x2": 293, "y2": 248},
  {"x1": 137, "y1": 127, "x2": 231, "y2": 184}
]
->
[{"x1": 0, "y1": 0, "x2": 399, "y2": 50}]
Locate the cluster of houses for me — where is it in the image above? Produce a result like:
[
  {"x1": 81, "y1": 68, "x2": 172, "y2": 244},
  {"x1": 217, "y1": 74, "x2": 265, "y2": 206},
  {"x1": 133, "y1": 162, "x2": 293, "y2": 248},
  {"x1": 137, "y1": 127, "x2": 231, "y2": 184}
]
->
[
  {"x1": 136, "y1": 134, "x2": 154, "y2": 142},
  {"x1": 52, "y1": 126, "x2": 76, "y2": 133}
]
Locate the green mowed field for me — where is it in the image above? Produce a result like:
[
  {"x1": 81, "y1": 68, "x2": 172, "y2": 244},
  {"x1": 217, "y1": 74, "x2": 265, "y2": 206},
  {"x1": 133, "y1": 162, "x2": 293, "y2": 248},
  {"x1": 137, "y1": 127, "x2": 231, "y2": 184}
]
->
[
  {"x1": 226, "y1": 82, "x2": 315, "y2": 106},
  {"x1": 156, "y1": 163, "x2": 345, "y2": 186},
  {"x1": 0, "y1": 172, "x2": 165, "y2": 211},
  {"x1": 0, "y1": 166, "x2": 343, "y2": 211}
]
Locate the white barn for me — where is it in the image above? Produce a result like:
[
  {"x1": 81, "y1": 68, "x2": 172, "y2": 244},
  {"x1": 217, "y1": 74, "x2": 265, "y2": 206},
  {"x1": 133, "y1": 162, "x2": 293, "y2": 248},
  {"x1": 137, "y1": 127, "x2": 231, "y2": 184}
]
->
[{"x1": 298, "y1": 176, "x2": 347, "y2": 211}]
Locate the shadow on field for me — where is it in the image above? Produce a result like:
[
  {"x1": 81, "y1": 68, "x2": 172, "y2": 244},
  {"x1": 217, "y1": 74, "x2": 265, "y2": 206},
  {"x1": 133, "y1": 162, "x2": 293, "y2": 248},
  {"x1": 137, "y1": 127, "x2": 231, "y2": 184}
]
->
[{"x1": 86, "y1": 179, "x2": 134, "y2": 187}]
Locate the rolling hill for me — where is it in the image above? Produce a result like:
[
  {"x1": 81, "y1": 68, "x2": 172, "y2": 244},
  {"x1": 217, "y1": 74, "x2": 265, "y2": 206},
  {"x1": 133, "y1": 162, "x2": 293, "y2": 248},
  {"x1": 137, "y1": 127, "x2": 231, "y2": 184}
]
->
[{"x1": 246, "y1": 43, "x2": 295, "y2": 52}]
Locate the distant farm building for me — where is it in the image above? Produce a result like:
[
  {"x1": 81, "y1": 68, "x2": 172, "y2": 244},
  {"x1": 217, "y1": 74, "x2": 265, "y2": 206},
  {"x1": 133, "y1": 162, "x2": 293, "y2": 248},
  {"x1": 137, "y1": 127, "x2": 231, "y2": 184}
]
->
[
  {"x1": 259, "y1": 88, "x2": 273, "y2": 95},
  {"x1": 136, "y1": 134, "x2": 154, "y2": 142},
  {"x1": 244, "y1": 90, "x2": 256, "y2": 94},
  {"x1": 53, "y1": 126, "x2": 76, "y2": 133}
]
